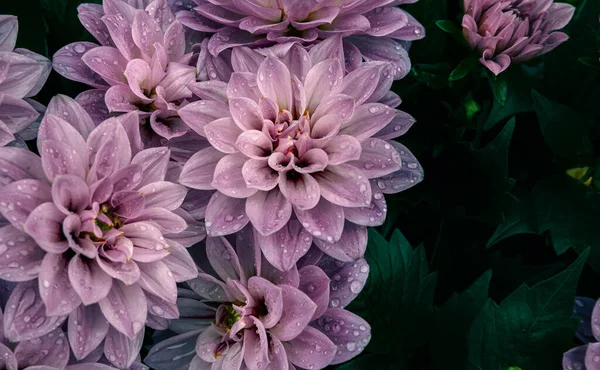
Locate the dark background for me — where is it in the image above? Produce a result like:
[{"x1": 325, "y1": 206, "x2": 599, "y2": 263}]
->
[{"x1": 1, "y1": 0, "x2": 599, "y2": 369}]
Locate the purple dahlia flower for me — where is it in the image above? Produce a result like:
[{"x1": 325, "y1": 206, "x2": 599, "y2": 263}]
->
[
  {"x1": 563, "y1": 297, "x2": 600, "y2": 370},
  {"x1": 178, "y1": 44, "x2": 422, "y2": 271},
  {"x1": 145, "y1": 229, "x2": 370, "y2": 370},
  {"x1": 177, "y1": 0, "x2": 425, "y2": 79},
  {"x1": 0, "y1": 307, "x2": 120, "y2": 370},
  {"x1": 52, "y1": 0, "x2": 204, "y2": 141},
  {"x1": 0, "y1": 15, "x2": 51, "y2": 147},
  {"x1": 462, "y1": 0, "x2": 575, "y2": 75},
  {"x1": 0, "y1": 96, "x2": 204, "y2": 369}
]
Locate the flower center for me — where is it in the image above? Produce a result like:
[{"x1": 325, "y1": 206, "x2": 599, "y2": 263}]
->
[{"x1": 219, "y1": 303, "x2": 243, "y2": 330}]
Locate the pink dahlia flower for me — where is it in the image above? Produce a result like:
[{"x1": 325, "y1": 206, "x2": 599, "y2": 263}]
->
[
  {"x1": 53, "y1": 0, "x2": 201, "y2": 140},
  {"x1": 177, "y1": 0, "x2": 425, "y2": 79},
  {"x1": 0, "y1": 96, "x2": 204, "y2": 369},
  {"x1": 0, "y1": 308, "x2": 120, "y2": 370},
  {"x1": 0, "y1": 15, "x2": 51, "y2": 147},
  {"x1": 178, "y1": 44, "x2": 422, "y2": 271},
  {"x1": 462, "y1": 0, "x2": 575, "y2": 75},
  {"x1": 144, "y1": 230, "x2": 371, "y2": 370}
]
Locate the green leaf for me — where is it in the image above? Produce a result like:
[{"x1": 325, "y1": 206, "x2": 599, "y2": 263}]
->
[
  {"x1": 492, "y1": 76, "x2": 508, "y2": 107},
  {"x1": 532, "y1": 90, "x2": 593, "y2": 159},
  {"x1": 430, "y1": 271, "x2": 492, "y2": 370},
  {"x1": 474, "y1": 118, "x2": 516, "y2": 193},
  {"x1": 467, "y1": 249, "x2": 589, "y2": 370},
  {"x1": 435, "y1": 20, "x2": 464, "y2": 43},
  {"x1": 345, "y1": 229, "x2": 437, "y2": 367},
  {"x1": 487, "y1": 197, "x2": 540, "y2": 248},
  {"x1": 449, "y1": 58, "x2": 479, "y2": 81},
  {"x1": 483, "y1": 67, "x2": 534, "y2": 130}
]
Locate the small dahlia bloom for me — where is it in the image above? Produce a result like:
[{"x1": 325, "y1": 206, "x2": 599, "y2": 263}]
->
[
  {"x1": 0, "y1": 307, "x2": 120, "y2": 370},
  {"x1": 53, "y1": 0, "x2": 199, "y2": 140},
  {"x1": 178, "y1": 44, "x2": 422, "y2": 271},
  {"x1": 144, "y1": 230, "x2": 371, "y2": 370},
  {"x1": 0, "y1": 15, "x2": 51, "y2": 147},
  {"x1": 0, "y1": 96, "x2": 203, "y2": 369},
  {"x1": 462, "y1": 0, "x2": 575, "y2": 75},
  {"x1": 563, "y1": 297, "x2": 600, "y2": 369},
  {"x1": 177, "y1": 0, "x2": 425, "y2": 79}
]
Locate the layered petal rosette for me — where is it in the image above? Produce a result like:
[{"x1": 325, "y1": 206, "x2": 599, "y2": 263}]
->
[
  {"x1": 0, "y1": 306, "x2": 121, "y2": 370},
  {"x1": 177, "y1": 0, "x2": 425, "y2": 79},
  {"x1": 462, "y1": 0, "x2": 575, "y2": 75},
  {"x1": 179, "y1": 45, "x2": 422, "y2": 271},
  {"x1": 563, "y1": 297, "x2": 600, "y2": 370},
  {"x1": 145, "y1": 229, "x2": 371, "y2": 370},
  {"x1": 52, "y1": 0, "x2": 204, "y2": 143},
  {"x1": 0, "y1": 15, "x2": 51, "y2": 147},
  {"x1": 0, "y1": 96, "x2": 203, "y2": 369}
]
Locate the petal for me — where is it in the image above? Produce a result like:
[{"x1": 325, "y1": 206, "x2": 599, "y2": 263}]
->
[
  {"x1": 104, "y1": 325, "x2": 144, "y2": 369},
  {"x1": 40, "y1": 140, "x2": 86, "y2": 182},
  {"x1": 321, "y1": 135, "x2": 362, "y2": 165},
  {"x1": 101, "y1": 15, "x2": 141, "y2": 61},
  {"x1": 247, "y1": 276, "x2": 283, "y2": 329},
  {"x1": 160, "y1": 62, "x2": 196, "y2": 101},
  {"x1": 0, "y1": 344, "x2": 17, "y2": 370},
  {"x1": 178, "y1": 100, "x2": 230, "y2": 136},
  {"x1": 52, "y1": 42, "x2": 109, "y2": 88},
  {"x1": 164, "y1": 20, "x2": 186, "y2": 61},
  {"x1": 14, "y1": 328, "x2": 70, "y2": 369},
  {"x1": 104, "y1": 85, "x2": 146, "y2": 112},
  {"x1": 98, "y1": 280, "x2": 147, "y2": 339},
  {"x1": 236, "y1": 130, "x2": 272, "y2": 159},
  {"x1": 266, "y1": 335, "x2": 288, "y2": 370},
  {"x1": 96, "y1": 257, "x2": 141, "y2": 285},
  {"x1": 280, "y1": 44, "x2": 311, "y2": 82},
  {"x1": 128, "y1": 208, "x2": 187, "y2": 234},
  {"x1": 179, "y1": 147, "x2": 226, "y2": 190},
  {"x1": 46, "y1": 95, "x2": 95, "y2": 140},
  {"x1": 227, "y1": 72, "x2": 261, "y2": 101},
  {"x1": 145, "y1": 291, "x2": 179, "y2": 320},
  {"x1": 261, "y1": 257, "x2": 300, "y2": 288},
  {"x1": 563, "y1": 345, "x2": 587, "y2": 370},
  {"x1": 189, "y1": 80, "x2": 228, "y2": 102},
  {"x1": 304, "y1": 59, "x2": 343, "y2": 113},
  {"x1": 311, "y1": 94, "x2": 355, "y2": 125},
  {"x1": 38, "y1": 113, "x2": 88, "y2": 173},
  {"x1": 242, "y1": 159, "x2": 279, "y2": 191},
  {"x1": 68, "y1": 255, "x2": 113, "y2": 305},
  {"x1": 313, "y1": 221, "x2": 367, "y2": 262},
  {"x1": 318, "y1": 256, "x2": 369, "y2": 308},
  {"x1": 39, "y1": 253, "x2": 82, "y2": 316},
  {"x1": 257, "y1": 56, "x2": 293, "y2": 111},
  {"x1": 123, "y1": 59, "x2": 154, "y2": 102},
  {"x1": 374, "y1": 141, "x2": 423, "y2": 194},
  {"x1": 78, "y1": 5, "x2": 113, "y2": 47},
  {"x1": 298, "y1": 266, "x2": 330, "y2": 320},
  {"x1": 339, "y1": 103, "x2": 396, "y2": 141},
  {"x1": 320, "y1": 13, "x2": 370, "y2": 33},
  {"x1": 348, "y1": 35, "x2": 411, "y2": 80},
  {"x1": 187, "y1": 273, "x2": 230, "y2": 302},
  {"x1": 0, "y1": 51, "x2": 45, "y2": 98},
  {"x1": 283, "y1": 326, "x2": 336, "y2": 369},
  {"x1": 243, "y1": 317, "x2": 270, "y2": 370},
  {"x1": 229, "y1": 97, "x2": 264, "y2": 131},
  {"x1": 137, "y1": 261, "x2": 177, "y2": 303},
  {"x1": 372, "y1": 110, "x2": 415, "y2": 140},
  {"x1": 0, "y1": 146, "x2": 45, "y2": 184},
  {"x1": 206, "y1": 236, "x2": 245, "y2": 282},
  {"x1": 212, "y1": 154, "x2": 258, "y2": 198},
  {"x1": 195, "y1": 324, "x2": 227, "y2": 362},
  {"x1": 344, "y1": 182, "x2": 387, "y2": 226},
  {"x1": 139, "y1": 181, "x2": 187, "y2": 210},
  {"x1": 81, "y1": 46, "x2": 128, "y2": 85},
  {"x1": 144, "y1": 329, "x2": 204, "y2": 370},
  {"x1": 204, "y1": 192, "x2": 249, "y2": 237},
  {"x1": 349, "y1": 137, "x2": 402, "y2": 179},
  {"x1": 245, "y1": 189, "x2": 292, "y2": 236},
  {"x1": 24, "y1": 203, "x2": 69, "y2": 254},
  {"x1": 0, "y1": 225, "x2": 44, "y2": 282},
  {"x1": 309, "y1": 34, "x2": 344, "y2": 66},
  {"x1": 131, "y1": 9, "x2": 163, "y2": 57},
  {"x1": 313, "y1": 165, "x2": 371, "y2": 208},
  {"x1": 0, "y1": 15, "x2": 18, "y2": 51},
  {"x1": 204, "y1": 117, "x2": 243, "y2": 154},
  {"x1": 4, "y1": 280, "x2": 67, "y2": 342},
  {"x1": 312, "y1": 308, "x2": 370, "y2": 364},
  {"x1": 294, "y1": 198, "x2": 344, "y2": 242},
  {"x1": 68, "y1": 304, "x2": 109, "y2": 360},
  {"x1": 52, "y1": 175, "x2": 90, "y2": 214},
  {"x1": 256, "y1": 219, "x2": 312, "y2": 272},
  {"x1": 339, "y1": 65, "x2": 381, "y2": 106},
  {"x1": 131, "y1": 147, "x2": 170, "y2": 187},
  {"x1": 0, "y1": 179, "x2": 51, "y2": 231},
  {"x1": 279, "y1": 171, "x2": 320, "y2": 209},
  {"x1": 161, "y1": 239, "x2": 198, "y2": 282},
  {"x1": 270, "y1": 285, "x2": 316, "y2": 341},
  {"x1": 0, "y1": 94, "x2": 39, "y2": 134}
]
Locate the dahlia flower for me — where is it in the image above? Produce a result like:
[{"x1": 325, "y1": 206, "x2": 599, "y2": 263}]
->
[
  {"x1": 53, "y1": 0, "x2": 201, "y2": 139},
  {"x1": 563, "y1": 297, "x2": 600, "y2": 370},
  {"x1": 462, "y1": 0, "x2": 575, "y2": 75},
  {"x1": 144, "y1": 230, "x2": 371, "y2": 370},
  {"x1": 0, "y1": 96, "x2": 203, "y2": 369},
  {"x1": 0, "y1": 306, "x2": 121, "y2": 370},
  {"x1": 176, "y1": 0, "x2": 425, "y2": 79},
  {"x1": 178, "y1": 44, "x2": 422, "y2": 271},
  {"x1": 0, "y1": 15, "x2": 51, "y2": 147}
]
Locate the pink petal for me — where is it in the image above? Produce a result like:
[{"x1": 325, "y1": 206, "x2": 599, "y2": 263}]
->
[
  {"x1": 282, "y1": 326, "x2": 336, "y2": 369},
  {"x1": 179, "y1": 147, "x2": 226, "y2": 190},
  {"x1": 178, "y1": 100, "x2": 230, "y2": 136},
  {"x1": 245, "y1": 189, "x2": 292, "y2": 236},
  {"x1": 81, "y1": 46, "x2": 128, "y2": 85},
  {"x1": 204, "y1": 117, "x2": 243, "y2": 154},
  {"x1": 98, "y1": 280, "x2": 147, "y2": 339},
  {"x1": 313, "y1": 164, "x2": 371, "y2": 208},
  {"x1": 24, "y1": 203, "x2": 69, "y2": 254},
  {"x1": 39, "y1": 253, "x2": 82, "y2": 316},
  {"x1": 270, "y1": 285, "x2": 316, "y2": 341},
  {"x1": 312, "y1": 308, "x2": 370, "y2": 364},
  {"x1": 53, "y1": 42, "x2": 109, "y2": 88},
  {"x1": 318, "y1": 256, "x2": 369, "y2": 308},
  {"x1": 104, "y1": 325, "x2": 144, "y2": 369},
  {"x1": 278, "y1": 171, "x2": 320, "y2": 211},
  {"x1": 243, "y1": 316, "x2": 269, "y2": 370},
  {"x1": 68, "y1": 304, "x2": 109, "y2": 360},
  {"x1": 14, "y1": 328, "x2": 70, "y2": 369},
  {"x1": 304, "y1": 59, "x2": 343, "y2": 113},
  {"x1": 204, "y1": 192, "x2": 249, "y2": 237},
  {"x1": 257, "y1": 56, "x2": 293, "y2": 111},
  {"x1": 256, "y1": 219, "x2": 312, "y2": 272},
  {"x1": 206, "y1": 236, "x2": 245, "y2": 282},
  {"x1": 0, "y1": 225, "x2": 44, "y2": 282},
  {"x1": 212, "y1": 154, "x2": 258, "y2": 198},
  {"x1": 298, "y1": 265, "x2": 330, "y2": 320},
  {"x1": 0, "y1": 179, "x2": 51, "y2": 231},
  {"x1": 313, "y1": 221, "x2": 367, "y2": 261},
  {"x1": 339, "y1": 103, "x2": 396, "y2": 141},
  {"x1": 46, "y1": 95, "x2": 95, "y2": 140}
]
